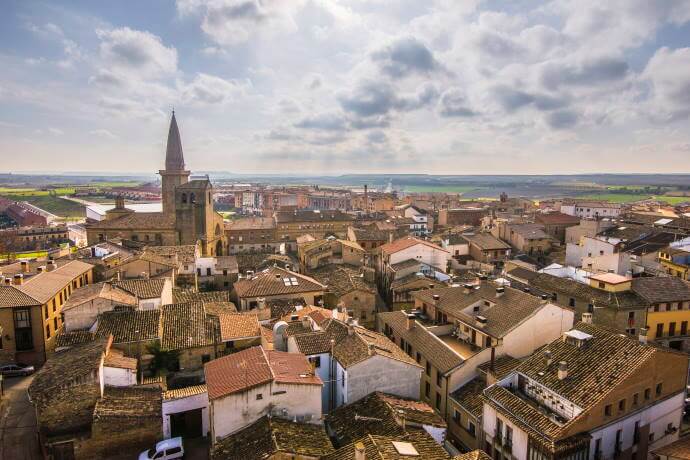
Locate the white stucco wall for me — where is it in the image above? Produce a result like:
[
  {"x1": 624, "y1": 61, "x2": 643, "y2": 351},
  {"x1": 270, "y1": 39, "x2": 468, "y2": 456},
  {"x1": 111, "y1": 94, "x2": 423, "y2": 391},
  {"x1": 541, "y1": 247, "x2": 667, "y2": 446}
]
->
[
  {"x1": 103, "y1": 366, "x2": 136, "y2": 387},
  {"x1": 163, "y1": 391, "x2": 210, "y2": 438},
  {"x1": 501, "y1": 303, "x2": 574, "y2": 358},
  {"x1": 389, "y1": 244, "x2": 449, "y2": 273},
  {"x1": 211, "y1": 381, "x2": 322, "y2": 441},
  {"x1": 344, "y1": 355, "x2": 422, "y2": 404},
  {"x1": 65, "y1": 298, "x2": 126, "y2": 331},
  {"x1": 482, "y1": 403, "x2": 530, "y2": 459}
]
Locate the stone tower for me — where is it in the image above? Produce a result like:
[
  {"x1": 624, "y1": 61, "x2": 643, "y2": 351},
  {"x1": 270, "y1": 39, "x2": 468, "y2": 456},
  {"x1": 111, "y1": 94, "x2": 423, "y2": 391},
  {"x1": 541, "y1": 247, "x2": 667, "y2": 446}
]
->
[{"x1": 160, "y1": 111, "x2": 190, "y2": 216}]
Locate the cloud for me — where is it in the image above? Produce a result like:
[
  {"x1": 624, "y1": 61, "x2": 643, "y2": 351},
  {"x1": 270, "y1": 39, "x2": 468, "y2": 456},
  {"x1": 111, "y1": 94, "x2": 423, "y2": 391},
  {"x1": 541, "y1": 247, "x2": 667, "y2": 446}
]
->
[
  {"x1": 181, "y1": 0, "x2": 304, "y2": 45},
  {"x1": 338, "y1": 80, "x2": 438, "y2": 117},
  {"x1": 294, "y1": 113, "x2": 348, "y2": 131},
  {"x1": 180, "y1": 73, "x2": 251, "y2": 105},
  {"x1": 541, "y1": 56, "x2": 629, "y2": 90},
  {"x1": 546, "y1": 110, "x2": 579, "y2": 129},
  {"x1": 366, "y1": 130, "x2": 388, "y2": 144},
  {"x1": 89, "y1": 129, "x2": 118, "y2": 139},
  {"x1": 492, "y1": 85, "x2": 568, "y2": 112},
  {"x1": 371, "y1": 37, "x2": 441, "y2": 78},
  {"x1": 438, "y1": 88, "x2": 477, "y2": 117},
  {"x1": 643, "y1": 47, "x2": 690, "y2": 120},
  {"x1": 47, "y1": 127, "x2": 64, "y2": 136},
  {"x1": 97, "y1": 27, "x2": 177, "y2": 78}
]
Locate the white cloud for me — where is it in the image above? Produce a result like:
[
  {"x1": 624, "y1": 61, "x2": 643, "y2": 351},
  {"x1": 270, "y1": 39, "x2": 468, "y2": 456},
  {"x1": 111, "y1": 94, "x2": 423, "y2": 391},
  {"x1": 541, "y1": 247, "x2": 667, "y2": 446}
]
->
[
  {"x1": 180, "y1": 73, "x2": 252, "y2": 105},
  {"x1": 47, "y1": 127, "x2": 64, "y2": 135},
  {"x1": 642, "y1": 47, "x2": 690, "y2": 121},
  {"x1": 97, "y1": 27, "x2": 178, "y2": 78},
  {"x1": 89, "y1": 129, "x2": 118, "y2": 139}
]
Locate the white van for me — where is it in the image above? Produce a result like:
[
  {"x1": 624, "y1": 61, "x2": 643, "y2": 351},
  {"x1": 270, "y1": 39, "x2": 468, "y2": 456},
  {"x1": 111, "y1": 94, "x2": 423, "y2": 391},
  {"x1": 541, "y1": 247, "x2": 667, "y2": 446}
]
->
[{"x1": 138, "y1": 437, "x2": 184, "y2": 460}]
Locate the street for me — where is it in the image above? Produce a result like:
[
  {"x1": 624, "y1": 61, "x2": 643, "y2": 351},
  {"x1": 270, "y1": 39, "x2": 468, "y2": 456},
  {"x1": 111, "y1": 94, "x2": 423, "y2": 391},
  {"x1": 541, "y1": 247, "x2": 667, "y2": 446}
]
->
[{"x1": 0, "y1": 375, "x2": 41, "y2": 460}]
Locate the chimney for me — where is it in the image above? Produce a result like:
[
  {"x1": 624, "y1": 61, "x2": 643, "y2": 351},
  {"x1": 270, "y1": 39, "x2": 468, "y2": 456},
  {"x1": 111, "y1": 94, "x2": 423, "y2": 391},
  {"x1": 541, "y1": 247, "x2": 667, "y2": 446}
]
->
[
  {"x1": 13, "y1": 274, "x2": 24, "y2": 285},
  {"x1": 475, "y1": 315, "x2": 488, "y2": 327},
  {"x1": 581, "y1": 312, "x2": 593, "y2": 324},
  {"x1": 4, "y1": 277, "x2": 12, "y2": 285},
  {"x1": 544, "y1": 349, "x2": 553, "y2": 366},
  {"x1": 301, "y1": 315, "x2": 312, "y2": 330},
  {"x1": 389, "y1": 232, "x2": 394, "y2": 244},
  {"x1": 46, "y1": 260, "x2": 57, "y2": 272},
  {"x1": 354, "y1": 442, "x2": 366, "y2": 460},
  {"x1": 639, "y1": 328, "x2": 648, "y2": 344},
  {"x1": 37, "y1": 266, "x2": 45, "y2": 274},
  {"x1": 20, "y1": 260, "x2": 30, "y2": 273},
  {"x1": 540, "y1": 294, "x2": 548, "y2": 304},
  {"x1": 141, "y1": 271, "x2": 149, "y2": 279},
  {"x1": 463, "y1": 284, "x2": 472, "y2": 295},
  {"x1": 347, "y1": 324, "x2": 355, "y2": 335},
  {"x1": 406, "y1": 313, "x2": 416, "y2": 331},
  {"x1": 364, "y1": 184, "x2": 369, "y2": 216},
  {"x1": 495, "y1": 287, "x2": 505, "y2": 298},
  {"x1": 558, "y1": 361, "x2": 568, "y2": 380},
  {"x1": 432, "y1": 294, "x2": 440, "y2": 304}
]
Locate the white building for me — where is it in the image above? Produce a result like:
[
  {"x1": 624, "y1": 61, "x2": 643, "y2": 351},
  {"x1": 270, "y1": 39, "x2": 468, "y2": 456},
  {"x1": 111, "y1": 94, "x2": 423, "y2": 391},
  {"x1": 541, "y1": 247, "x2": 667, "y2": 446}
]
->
[
  {"x1": 482, "y1": 321, "x2": 688, "y2": 460},
  {"x1": 204, "y1": 346, "x2": 323, "y2": 442},
  {"x1": 162, "y1": 384, "x2": 210, "y2": 439},
  {"x1": 560, "y1": 201, "x2": 622, "y2": 219},
  {"x1": 288, "y1": 319, "x2": 422, "y2": 413}
]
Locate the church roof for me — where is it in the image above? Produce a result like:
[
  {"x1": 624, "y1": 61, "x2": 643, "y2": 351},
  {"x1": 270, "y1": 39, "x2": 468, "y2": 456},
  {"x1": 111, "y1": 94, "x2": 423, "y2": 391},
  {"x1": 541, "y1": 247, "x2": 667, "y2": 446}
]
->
[
  {"x1": 87, "y1": 212, "x2": 176, "y2": 230},
  {"x1": 165, "y1": 112, "x2": 186, "y2": 171}
]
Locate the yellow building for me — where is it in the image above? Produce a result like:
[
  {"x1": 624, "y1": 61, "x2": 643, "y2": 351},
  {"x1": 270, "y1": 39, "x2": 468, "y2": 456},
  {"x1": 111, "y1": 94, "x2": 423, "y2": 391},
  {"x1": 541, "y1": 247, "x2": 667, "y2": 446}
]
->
[
  {"x1": 0, "y1": 260, "x2": 93, "y2": 365},
  {"x1": 632, "y1": 277, "x2": 690, "y2": 351},
  {"x1": 659, "y1": 248, "x2": 690, "y2": 280}
]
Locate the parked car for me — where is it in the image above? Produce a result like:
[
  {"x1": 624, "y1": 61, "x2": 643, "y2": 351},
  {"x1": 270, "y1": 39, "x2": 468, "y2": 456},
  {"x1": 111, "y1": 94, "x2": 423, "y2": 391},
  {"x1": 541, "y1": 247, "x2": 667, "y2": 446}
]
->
[
  {"x1": 0, "y1": 363, "x2": 35, "y2": 377},
  {"x1": 138, "y1": 437, "x2": 184, "y2": 460}
]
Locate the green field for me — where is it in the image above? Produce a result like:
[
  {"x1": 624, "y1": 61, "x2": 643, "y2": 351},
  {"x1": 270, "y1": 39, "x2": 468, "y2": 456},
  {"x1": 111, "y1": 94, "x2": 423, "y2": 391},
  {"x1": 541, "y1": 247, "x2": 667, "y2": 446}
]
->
[
  {"x1": 403, "y1": 185, "x2": 481, "y2": 193},
  {"x1": 1, "y1": 195, "x2": 85, "y2": 218},
  {"x1": 580, "y1": 193, "x2": 689, "y2": 205},
  {"x1": 87, "y1": 181, "x2": 144, "y2": 187},
  {"x1": 0, "y1": 187, "x2": 76, "y2": 196}
]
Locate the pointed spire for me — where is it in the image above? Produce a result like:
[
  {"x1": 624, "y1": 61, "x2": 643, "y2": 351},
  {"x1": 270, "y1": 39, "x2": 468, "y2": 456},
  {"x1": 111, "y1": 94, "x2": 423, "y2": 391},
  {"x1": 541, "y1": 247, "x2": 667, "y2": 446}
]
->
[{"x1": 165, "y1": 111, "x2": 186, "y2": 171}]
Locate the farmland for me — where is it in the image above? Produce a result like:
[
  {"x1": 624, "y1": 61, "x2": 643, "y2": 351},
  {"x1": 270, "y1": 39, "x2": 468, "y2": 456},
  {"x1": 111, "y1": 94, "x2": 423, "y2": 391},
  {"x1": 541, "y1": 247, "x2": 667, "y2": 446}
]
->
[{"x1": 0, "y1": 194, "x2": 85, "y2": 218}]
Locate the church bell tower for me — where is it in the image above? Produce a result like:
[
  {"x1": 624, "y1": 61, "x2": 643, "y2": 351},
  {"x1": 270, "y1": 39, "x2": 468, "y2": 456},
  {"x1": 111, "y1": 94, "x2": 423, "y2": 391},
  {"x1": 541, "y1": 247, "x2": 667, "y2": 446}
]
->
[{"x1": 160, "y1": 111, "x2": 190, "y2": 216}]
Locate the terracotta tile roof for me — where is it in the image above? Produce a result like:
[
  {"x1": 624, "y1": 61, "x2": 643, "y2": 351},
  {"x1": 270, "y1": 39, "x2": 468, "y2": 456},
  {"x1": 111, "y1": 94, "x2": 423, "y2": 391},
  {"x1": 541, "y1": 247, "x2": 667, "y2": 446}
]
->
[
  {"x1": 87, "y1": 212, "x2": 175, "y2": 230},
  {"x1": 215, "y1": 313, "x2": 261, "y2": 341},
  {"x1": 280, "y1": 305, "x2": 336, "y2": 325},
  {"x1": 390, "y1": 258, "x2": 422, "y2": 271},
  {"x1": 210, "y1": 415, "x2": 334, "y2": 460},
  {"x1": 530, "y1": 272, "x2": 646, "y2": 309},
  {"x1": 463, "y1": 233, "x2": 511, "y2": 250},
  {"x1": 333, "y1": 325, "x2": 420, "y2": 369},
  {"x1": 453, "y1": 450, "x2": 493, "y2": 460},
  {"x1": 234, "y1": 266, "x2": 326, "y2": 298},
  {"x1": 104, "y1": 348, "x2": 137, "y2": 370},
  {"x1": 205, "y1": 346, "x2": 321, "y2": 400},
  {"x1": 163, "y1": 384, "x2": 207, "y2": 401},
  {"x1": 55, "y1": 330, "x2": 96, "y2": 348},
  {"x1": 173, "y1": 288, "x2": 231, "y2": 303},
  {"x1": 29, "y1": 337, "x2": 110, "y2": 404},
  {"x1": 377, "y1": 310, "x2": 463, "y2": 374},
  {"x1": 323, "y1": 430, "x2": 450, "y2": 460},
  {"x1": 449, "y1": 377, "x2": 485, "y2": 419},
  {"x1": 275, "y1": 210, "x2": 354, "y2": 223},
  {"x1": 11, "y1": 260, "x2": 93, "y2": 305},
  {"x1": 285, "y1": 320, "x2": 314, "y2": 337},
  {"x1": 535, "y1": 212, "x2": 580, "y2": 225},
  {"x1": 349, "y1": 225, "x2": 392, "y2": 241},
  {"x1": 62, "y1": 282, "x2": 137, "y2": 311},
  {"x1": 95, "y1": 309, "x2": 161, "y2": 344},
  {"x1": 0, "y1": 285, "x2": 40, "y2": 307},
  {"x1": 113, "y1": 278, "x2": 167, "y2": 299},
  {"x1": 378, "y1": 237, "x2": 448, "y2": 256},
  {"x1": 268, "y1": 297, "x2": 307, "y2": 318},
  {"x1": 137, "y1": 251, "x2": 179, "y2": 268},
  {"x1": 651, "y1": 435, "x2": 690, "y2": 459},
  {"x1": 413, "y1": 283, "x2": 549, "y2": 338},
  {"x1": 631, "y1": 276, "x2": 690, "y2": 304},
  {"x1": 144, "y1": 244, "x2": 197, "y2": 264},
  {"x1": 476, "y1": 355, "x2": 522, "y2": 381},
  {"x1": 293, "y1": 331, "x2": 334, "y2": 355},
  {"x1": 390, "y1": 273, "x2": 443, "y2": 291},
  {"x1": 161, "y1": 302, "x2": 220, "y2": 351},
  {"x1": 506, "y1": 266, "x2": 539, "y2": 282},
  {"x1": 310, "y1": 264, "x2": 376, "y2": 298},
  {"x1": 93, "y1": 386, "x2": 161, "y2": 420},
  {"x1": 225, "y1": 216, "x2": 275, "y2": 230}
]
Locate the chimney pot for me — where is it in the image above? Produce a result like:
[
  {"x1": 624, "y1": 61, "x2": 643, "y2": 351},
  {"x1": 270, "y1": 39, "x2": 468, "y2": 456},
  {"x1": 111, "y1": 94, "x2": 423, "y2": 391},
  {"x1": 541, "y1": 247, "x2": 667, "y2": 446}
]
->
[
  {"x1": 354, "y1": 442, "x2": 366, "y2": 460},
  {"x1": 432, "y1": 294, "x2": 440, "y2": 301},
  {"x1": 406, "y1": 313, "x2": 416, "y2": 330},
  {"x1": 544, "y1": 349, "x2": 552, "y2": 366},
  {"x1": 46, "y1": 260, "x2": 57, "y2": 272},
  {"x1": 496, "y1": 287, "x2": 505, "y2": 298},
  {"x1": 20, "y1": 261, "x2": 30, "y2": 273},
  {"x1": 581, "y1": 312, "x2": 593, "y2": 324},
  {"x1": 4, "y1": 277, "x2": 12, "y2": 285},
  {"x1": 13, "y1": 274, "x2": 23, "y2": 285},
  {"x1": 639, "y1": 328, "x2": 648, "y2": 344},
  {"x1": 558, "y1": 361, "x2": 568, "y2": 380}
]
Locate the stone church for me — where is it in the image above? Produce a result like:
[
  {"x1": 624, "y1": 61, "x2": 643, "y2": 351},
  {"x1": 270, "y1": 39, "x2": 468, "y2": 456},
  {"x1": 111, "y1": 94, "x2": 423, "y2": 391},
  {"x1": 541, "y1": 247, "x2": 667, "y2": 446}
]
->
[{"x1": 87, "y1": 113, "x2": 226, "y2": 256}]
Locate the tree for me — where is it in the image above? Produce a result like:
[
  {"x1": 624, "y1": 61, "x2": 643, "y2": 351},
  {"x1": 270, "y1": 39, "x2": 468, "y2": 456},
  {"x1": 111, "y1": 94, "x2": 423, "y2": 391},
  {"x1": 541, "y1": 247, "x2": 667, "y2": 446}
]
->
[{"x1": 146, "y1": 342, "x2": 180, "y2": 375}]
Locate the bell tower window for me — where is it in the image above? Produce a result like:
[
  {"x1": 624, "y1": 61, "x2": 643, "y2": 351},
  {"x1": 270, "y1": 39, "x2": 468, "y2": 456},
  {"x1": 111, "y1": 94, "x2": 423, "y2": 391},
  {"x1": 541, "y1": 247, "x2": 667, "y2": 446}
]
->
[{"x1": 190, "y1": 193, "x2": 196, "y2": 203}]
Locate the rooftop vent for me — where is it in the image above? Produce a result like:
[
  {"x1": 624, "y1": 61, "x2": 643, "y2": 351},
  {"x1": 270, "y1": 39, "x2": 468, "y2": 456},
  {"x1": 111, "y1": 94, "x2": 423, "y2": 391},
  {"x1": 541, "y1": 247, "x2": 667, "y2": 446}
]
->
[
  {"x1": 558, "y1": 361, "x2": 568, "y2": 380},
  {"x1": 581, "y1": 312, "x2": 593, "y2": 324},
  {"x1": 496, "y1": 287, "x2": 505, "y2": 298},
  {"x1": 476, "y1": 315, "x2": 488, "y2": 327},
  {"x1": 544, "y1": 349, "x2": 553, "y2": 366},
  {"x1": 432, "y1": 294, "x2": 440, "y2": 301}
]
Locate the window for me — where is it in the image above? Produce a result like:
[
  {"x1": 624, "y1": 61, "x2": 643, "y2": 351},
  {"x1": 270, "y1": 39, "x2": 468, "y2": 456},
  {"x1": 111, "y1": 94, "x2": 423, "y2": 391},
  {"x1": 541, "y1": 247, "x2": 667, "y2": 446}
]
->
[
  {"x1": 166, "y1": 447, "x2": 182, "y2": 456},
  {"x1": 598, "y1": 281, "x2": 605, "y2": 289},
  {"x1": 256, "y1": 393, "x2": 263, "y2": 400},
  {"x1": 453, "y1": 410, "x2": 460, "y2": 423},
  {"x1": 618, "y1": 399, "x2": 625, "y2": 412},
  {"x1": 634, "y1": 421, "x2": 640, "y2": 444},
  {"x1": 436, "y1": 370, "x2": 442, "y2": 388},
  {"x1": 670, "y1": 322, "x2": 677, "y2": 336},
  {"x1": 633, "y1": 393, "x2": 639, "y2": 406},
  {"x1": 683, "y1": 321, "x2": 688, "y2": 336},
  {"x1": 416, "y1": 352, "x2": 421, "y2": 363},
  {"x1": 468, "y1": 421, "x2": 476, "y2": 437},
  {"x1": 14, "y1": 309, "x2": 33, "y2": 351},
  {"x1": 656, "y1": 383, "x2": 663, "y2": 396},
  {"x1": 53, "y1": 317, "x2": 58, "y2": 330},
  {"x1": 656, "y1": 323, "x2": 664, "y2": 338},
  {"x1": 435, "y1": 393, "x2": 441, "y2": 409},
  {"x1": 206, "y1": 268, "x2": 212, "y2": 276},
  {"x1": 569, "y1": 298, "x2": 575, "y2": 307},
  {"x1": 43, "y1": 306, "x2": 48, "y2": 320},
  {"x1": 309, "y1": 356, "x2": 321, "y2": 368},
  {"x1": 595, "y1": 439, "x2": 602, "y2": 457},
  {"x1": 181, "y1": 193, "x2": 187, "y2": 203},
  {"x1": 190, "y1": 193, "x2": 195, "y2": 203},
  {"x1": 645, "y1": 388, "x2": 651, "y2": 400},
  {"x1": 426, "y1": 362, "x2": 431, "y2": 376},
  {"x1": 604, "y1": 404, "x2": 612, "y2": 416},
  {"x1": 425, "y1": 382, "x2": 430, "y2": 398},
  {"x1": 52, "y1": 299, "x2": 56, "y2": 312},
  {"x1": 202, "y1": 354, "x2": 211, "y2": 364},
  {"x1": 45, "y1": 324, "x2": 50, "y2": 339}
]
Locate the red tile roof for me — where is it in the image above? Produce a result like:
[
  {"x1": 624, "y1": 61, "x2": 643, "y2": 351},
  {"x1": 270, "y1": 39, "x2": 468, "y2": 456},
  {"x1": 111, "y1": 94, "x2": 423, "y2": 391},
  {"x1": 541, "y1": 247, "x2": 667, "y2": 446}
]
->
[
  {"x1": 205, "y1": 346, "x2": 321, "y2": 400},
  {"x1": 378, "y1": 237, "x2": 448, "y2": 256}
]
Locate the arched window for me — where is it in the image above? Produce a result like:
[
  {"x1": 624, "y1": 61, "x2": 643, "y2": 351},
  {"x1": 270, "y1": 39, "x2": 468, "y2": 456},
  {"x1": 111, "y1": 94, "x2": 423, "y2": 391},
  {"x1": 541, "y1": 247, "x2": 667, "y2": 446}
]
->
[
  {"x1": 181, "y1": 193, "x2": 187, "y2": 203},
  {"x1": 190, "y1": 193, "x2": 196, "y2": 203}
]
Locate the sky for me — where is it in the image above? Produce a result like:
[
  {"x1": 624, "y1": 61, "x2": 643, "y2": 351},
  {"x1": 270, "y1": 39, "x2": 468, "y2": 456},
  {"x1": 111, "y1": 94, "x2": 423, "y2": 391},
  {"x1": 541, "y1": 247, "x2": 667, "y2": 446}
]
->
[{"x1": 0, "y1": 0, "x2": 690, "y2": 175}]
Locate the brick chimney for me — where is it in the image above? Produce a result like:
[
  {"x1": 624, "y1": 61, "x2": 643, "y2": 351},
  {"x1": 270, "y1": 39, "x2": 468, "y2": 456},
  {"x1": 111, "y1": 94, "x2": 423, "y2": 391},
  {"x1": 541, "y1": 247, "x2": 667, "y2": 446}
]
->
[
  {"x1": 406, "y1": 313, "x2": 416, "y2": 331},
  {"x1": 581, "y1": 312, "x2": 592, "y2": 324},
  {"x1": 13, "y1": 274, "x2": 23, "y2": 285},
  {"x1": 46, "y1": 260, "x2": 57, "y2": 272},
  {"x1": 4, "y1": 277, "x2": 11, "y2": 285},
  {"x1": 37, "y1": 266, "x2": 45, "y2": 273},
  {"x1": 20, "y1": 260, "x2": 30, "y2": 273}
]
